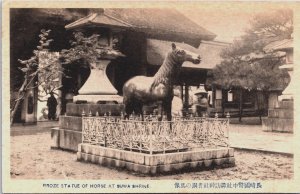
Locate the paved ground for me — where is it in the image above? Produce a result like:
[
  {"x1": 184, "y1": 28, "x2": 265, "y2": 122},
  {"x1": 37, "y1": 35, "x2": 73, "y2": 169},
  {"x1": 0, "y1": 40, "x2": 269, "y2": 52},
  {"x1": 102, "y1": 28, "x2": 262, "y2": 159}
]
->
[
  {"x1": 10, "y1": 131, "x2": 293, "y2": 180},
  {"x1": 229, "y1": 124, "x2": 293, "y2": 155},
  {"x1": 10, "y1": 121, "x2": 58, "y2": 136}
]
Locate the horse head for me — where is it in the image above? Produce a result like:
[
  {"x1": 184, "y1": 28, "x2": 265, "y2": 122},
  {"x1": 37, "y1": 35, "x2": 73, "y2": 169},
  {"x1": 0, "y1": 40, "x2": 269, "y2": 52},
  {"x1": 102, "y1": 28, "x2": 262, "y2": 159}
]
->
[{"x1": 171, "y1": 43, "x2": 201, "y2": 64}]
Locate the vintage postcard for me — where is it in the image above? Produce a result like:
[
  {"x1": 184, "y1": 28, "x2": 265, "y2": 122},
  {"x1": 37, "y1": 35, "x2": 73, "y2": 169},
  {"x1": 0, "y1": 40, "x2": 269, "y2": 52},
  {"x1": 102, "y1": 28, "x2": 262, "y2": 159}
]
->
[{"x1": 2, "y1": 0, "x2": 300, "y2": 193}]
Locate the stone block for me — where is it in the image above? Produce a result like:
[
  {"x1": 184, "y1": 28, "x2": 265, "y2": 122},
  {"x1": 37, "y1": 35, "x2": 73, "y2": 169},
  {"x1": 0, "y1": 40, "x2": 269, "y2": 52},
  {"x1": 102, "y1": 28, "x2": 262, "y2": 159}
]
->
[
  {"x1": 279, "y1": 101, "x2": 293, "y2": 109},
  {"x1": 268, "y1": 109, "x2": 293, "y2": 119},
  {"x1": 213, "y1": 158, "x2": 224, "y2": 166},
  {"x1": 83, "y1": 153, "x2": 89, "y2": 162},
  {"x1": 81, "y1": 144, "x2": 88, "y2": 153},
  {"x1": 77, "y1": 144, "x2": 82, "y2": 152},
  {"x1": 59, "y1": 128, "x2": 82, "y2": 152},
  {"x1": 204, "y1": 159, "x2": 213, "y2": 167},
  {"x1": 150, "y1": 166, "x2": 157, "y2": 175},
  {"x1": 139, "y1": 165, "x2": 150, "y2": 174},
  {"x1": 161, "y1": 164, "x2": 172, "y2": 172},
  {"x1": 120, "y1": 150, "x2": 145, "y2": 165},
  {"x1": 228, "y1": 148, "x2": 234, "y2": 157},
  {"x1": 91, "y1": 145, "x2": 100, "y2": 156},
  {"x1": 133, "y1": 164, "x2": 140, "y2": 172},
  {"x1": 196, "y1": 161, "x2": 204, "y2": 169},
  {"x1": 125, "y1": 162, "x2": 134, "y2": 171},
  {"x1": 59, "y1": 116, "x2": 82, "y2": 131},
  {"x1": 50, "y1": 128, "x2": 60, "y2": 149},
  {"x1": 98, "y1": 156, "x2": 104, "y2": 165},
  {"x1": 190, "y1": 161, "x2": 198, "y2": 168},
  {"x1": 262, "y1": 118, "x2": 293, "y2": 133},
  {"x1": 76, "y1": 144, "x2": 235, "y2": 174},
  {"x1": 117, "y1": 160, "x2": 126, "y2": 168},
  {"x1": 91, "y1": 155, "x2": 98, "y2": 164},
  {"x1": 114, "y1": 159, "x2": 121, "y2": 168},
  {"x1": 66, "y1": 103, "x2": 124, "y2": 117},
  {"x1": 190, "y1": 150, "x2": 206, "y2": 161},
  {"x1": 144, "y1": 148, "x2": 233, "y2": 166},
  {"x1": 228, "y1": 157, "x2": 235, "y2": 166},
  {"x1": 87, "y1": 153, "x2": 92, "y2": 162},
  {"x1": 77, "y1": 152, "x2": 82, "y2": 161}
]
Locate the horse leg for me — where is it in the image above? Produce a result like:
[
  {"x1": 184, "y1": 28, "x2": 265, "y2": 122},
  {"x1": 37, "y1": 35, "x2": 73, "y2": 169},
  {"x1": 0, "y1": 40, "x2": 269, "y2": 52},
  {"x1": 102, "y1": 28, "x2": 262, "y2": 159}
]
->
[
  {"x1": 133, "y1": 101, "x2": 144, "y2": 121},
  {"x1": 139, "y1": 104, "x2": 144, "y2": 121},
  {"x1": 157, "y1": 101, "x2": 163, "y2": 121},
  {"x1": 164, "y1": 100, "x2": 172, "y2": 121},
  {"x1": 124, "y1": 101, "x2": 134, "y2": 120},
  {"x1": 163, "y1": 100, "x2": 173, "y2": 131}
]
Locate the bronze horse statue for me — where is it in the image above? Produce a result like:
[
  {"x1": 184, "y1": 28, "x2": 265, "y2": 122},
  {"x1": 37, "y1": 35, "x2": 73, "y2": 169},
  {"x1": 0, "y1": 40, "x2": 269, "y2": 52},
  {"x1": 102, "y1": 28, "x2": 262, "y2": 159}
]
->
[{"x1": 122, "y1": 43, "x2": 201, "y2": 121}]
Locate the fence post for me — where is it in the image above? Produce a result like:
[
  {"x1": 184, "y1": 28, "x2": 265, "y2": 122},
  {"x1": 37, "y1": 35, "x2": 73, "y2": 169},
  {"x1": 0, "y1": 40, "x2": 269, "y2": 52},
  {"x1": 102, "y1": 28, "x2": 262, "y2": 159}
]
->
[
  {"x1": 149, "y1": 122, "x2": 153, "y2": 154},
  {"x1": 82, "y1": 117, "x2": 84, "y2": 143},
  {"x1": 226, "y1": 112, "x2": 230, "y2": 146}
]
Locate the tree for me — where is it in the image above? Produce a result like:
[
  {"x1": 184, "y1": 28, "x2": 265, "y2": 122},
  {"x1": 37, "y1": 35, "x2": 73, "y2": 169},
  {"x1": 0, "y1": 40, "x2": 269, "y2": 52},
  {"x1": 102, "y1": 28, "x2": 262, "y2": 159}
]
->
[
  {"x1": 10, "y1": 29, "x2": 62, "y2": 125},
  {"x1": 213, "y1": 9, "x2": 291, "y2": 122},
  {"x1": 38, "y1": 51, "x2": 62, "y2": 98},
  {"x1": 59, "y1": 32, "x2": 124, "y2": 66}
]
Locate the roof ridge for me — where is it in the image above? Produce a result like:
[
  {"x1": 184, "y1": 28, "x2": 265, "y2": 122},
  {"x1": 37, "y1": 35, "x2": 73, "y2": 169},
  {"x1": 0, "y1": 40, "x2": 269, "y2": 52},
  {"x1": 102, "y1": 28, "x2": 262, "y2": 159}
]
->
[
  {"x1": 103, "y1": 11, "x2": 134, "y2": 27},
  {"x1": 65, "y1": 13, "x2": 97, "y2": 29},
  {"x1": 201, "y1": 40, "x2": 230, "y2": 46}
]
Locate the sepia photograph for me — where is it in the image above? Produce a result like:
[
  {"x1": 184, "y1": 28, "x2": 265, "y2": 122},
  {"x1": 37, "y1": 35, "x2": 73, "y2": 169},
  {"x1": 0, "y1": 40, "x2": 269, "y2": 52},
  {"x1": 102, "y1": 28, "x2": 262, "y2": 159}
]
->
[{"x1": 2, "y1": 1, "x2": 299, "y2": 193}]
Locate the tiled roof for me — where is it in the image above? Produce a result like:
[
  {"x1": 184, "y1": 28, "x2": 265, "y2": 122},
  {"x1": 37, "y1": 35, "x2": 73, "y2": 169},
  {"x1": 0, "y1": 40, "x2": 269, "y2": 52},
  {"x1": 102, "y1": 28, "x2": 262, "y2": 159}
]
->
[
  {"x1": 147, "y1": 39, "x2": 228, "y2": 70},
  {"x1": 264, "y1": 39, "x2": 293, "y2": 52},
  {"x1": 65, "y1": 13, "x2": 130, "y2": 29},
  {"x1": 65, "y1": 8, "x2": 216, "y2": 47}
]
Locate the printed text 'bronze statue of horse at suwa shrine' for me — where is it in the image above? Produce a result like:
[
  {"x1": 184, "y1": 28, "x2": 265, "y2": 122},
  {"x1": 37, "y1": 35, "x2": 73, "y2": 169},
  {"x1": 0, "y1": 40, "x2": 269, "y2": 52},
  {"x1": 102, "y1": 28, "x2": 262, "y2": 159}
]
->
[{"x1": 123, "y1": 43, "x2": 201, "y2": 121}]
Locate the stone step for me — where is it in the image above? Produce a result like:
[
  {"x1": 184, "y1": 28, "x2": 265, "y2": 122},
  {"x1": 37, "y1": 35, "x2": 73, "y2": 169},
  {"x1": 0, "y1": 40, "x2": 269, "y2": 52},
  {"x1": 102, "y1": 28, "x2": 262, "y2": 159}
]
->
[
  {"x1": 66, "y1": 103, "x2": 124, "y2": 117},
  {"x1": 278, "y1": 100, "x2": 294, "y2": 109},
  {"x1": 77, "y1": 144, "x2": 235, "y2": 174},
  {"x1": 51, "y1": 127, "x2": 82, "y2": 152},
  {"x1": 262, "y1": 118, "x2": 293, "y2": 133},
  {"x1": 268, "y1": 109, "x2": 294, "y2": 119}
]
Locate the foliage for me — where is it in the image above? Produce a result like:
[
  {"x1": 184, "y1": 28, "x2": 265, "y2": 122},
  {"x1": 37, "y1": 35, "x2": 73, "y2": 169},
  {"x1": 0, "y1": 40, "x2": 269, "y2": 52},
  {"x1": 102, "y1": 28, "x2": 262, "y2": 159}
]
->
[
  {"x1": 38, "y1": 51, "x2": 62, "y2": 100},
  {"x1": 213, "y1": 8, "x2": 292, "y2": 91},
  {"x1": 212, "y1": 9, "x2": 292, "y2": 121},
  {"x1": 59, "y1": 32, "x2": 124, "y2": 67},
  {"x1": 11, "y1": 29, "x2": 61, "y2": 125},
  {"x1": 16, "y1": 29, "x2": 57, "y2": 94}
]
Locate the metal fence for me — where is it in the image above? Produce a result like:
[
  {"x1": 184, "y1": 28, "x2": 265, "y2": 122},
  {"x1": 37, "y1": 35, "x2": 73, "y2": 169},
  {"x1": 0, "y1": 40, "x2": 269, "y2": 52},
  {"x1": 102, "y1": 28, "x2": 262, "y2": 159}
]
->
[{"x1": 82, "y1": 114, "x2": 230, "y2": 154}]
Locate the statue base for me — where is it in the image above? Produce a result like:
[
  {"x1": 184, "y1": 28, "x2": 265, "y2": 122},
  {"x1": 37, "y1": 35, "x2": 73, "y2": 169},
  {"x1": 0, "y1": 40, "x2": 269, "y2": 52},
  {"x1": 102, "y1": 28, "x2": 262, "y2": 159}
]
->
[
  {"x1": 51, "y1": 103, "x2": 124, "y2": 152},
  {"x1": 262, "y1": 100, "x2": 293, "y2": 133},
  {"x1": 77, "y1": 144, "x2": 235, "y2": 174}
]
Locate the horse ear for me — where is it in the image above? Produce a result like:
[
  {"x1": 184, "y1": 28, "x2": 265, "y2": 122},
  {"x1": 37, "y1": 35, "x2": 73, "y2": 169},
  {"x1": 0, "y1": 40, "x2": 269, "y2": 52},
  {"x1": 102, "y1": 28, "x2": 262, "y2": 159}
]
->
[{"x1": 172, "y1": 43, "x2": 176, "y2": 50}]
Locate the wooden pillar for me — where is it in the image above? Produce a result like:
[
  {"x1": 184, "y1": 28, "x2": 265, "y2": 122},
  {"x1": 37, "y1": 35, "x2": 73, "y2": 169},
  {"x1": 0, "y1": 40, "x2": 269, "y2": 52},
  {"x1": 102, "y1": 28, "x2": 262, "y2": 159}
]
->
[
  {"x1": 212, "y1": 85, "x2": 216, "y2": 108},
  {"x1": 184, "y1": 84, "x2": 189, "y2": 113},
  {"x1": 180, "y1": 84, "x2": 184, "y2": 102}
]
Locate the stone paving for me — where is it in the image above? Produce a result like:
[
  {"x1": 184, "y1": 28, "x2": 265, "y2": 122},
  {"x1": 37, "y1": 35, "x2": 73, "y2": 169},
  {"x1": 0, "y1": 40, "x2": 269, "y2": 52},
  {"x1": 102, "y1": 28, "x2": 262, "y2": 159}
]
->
[{"x1": 228, "y1": 124, "x2": 293, "y2": 155}]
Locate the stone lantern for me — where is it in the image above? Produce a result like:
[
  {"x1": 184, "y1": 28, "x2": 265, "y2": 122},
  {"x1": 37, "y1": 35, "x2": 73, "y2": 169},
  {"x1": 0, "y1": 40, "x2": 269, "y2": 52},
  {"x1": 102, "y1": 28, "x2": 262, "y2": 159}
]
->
[{"x1": 262, "y1": 38, "x2": 294, "y2": 133}]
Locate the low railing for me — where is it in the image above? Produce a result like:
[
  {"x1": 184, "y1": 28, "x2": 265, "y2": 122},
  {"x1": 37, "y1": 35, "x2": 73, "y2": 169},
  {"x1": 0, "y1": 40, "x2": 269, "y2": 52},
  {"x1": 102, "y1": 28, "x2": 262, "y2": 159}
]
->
[{"x1": 82, "y1": 114, "x2": 230, "y2": 154}]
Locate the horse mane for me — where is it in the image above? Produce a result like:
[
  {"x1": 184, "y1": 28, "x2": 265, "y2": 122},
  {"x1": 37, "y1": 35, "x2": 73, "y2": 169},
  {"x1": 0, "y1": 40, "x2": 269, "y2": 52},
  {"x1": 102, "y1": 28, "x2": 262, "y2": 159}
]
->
[{"x1": 151, "y1": 51, "x2": 180, "y2": 89}]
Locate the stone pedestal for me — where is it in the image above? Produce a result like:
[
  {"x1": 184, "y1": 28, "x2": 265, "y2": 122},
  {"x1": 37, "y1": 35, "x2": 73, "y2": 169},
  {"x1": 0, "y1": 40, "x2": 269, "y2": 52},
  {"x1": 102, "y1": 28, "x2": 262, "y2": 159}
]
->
[
  {"x1": 262, "y1": 100, "x2": 293, "y2": 133},
  {"x1": 77, "y1": 144, "x2": 235, "y2": 174},
  {"x1": 51, "y1": 103, "x2": 124, "y2": 151},
  {"x1": 74, "y1": 60, "x2": 123, "y2": 103},
  {"x1": 278, "y1": 65, "x2": 294, "y2": 101},
  {"x1": 51, "y1": 58, "x2": 125, "y2": 151}
]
